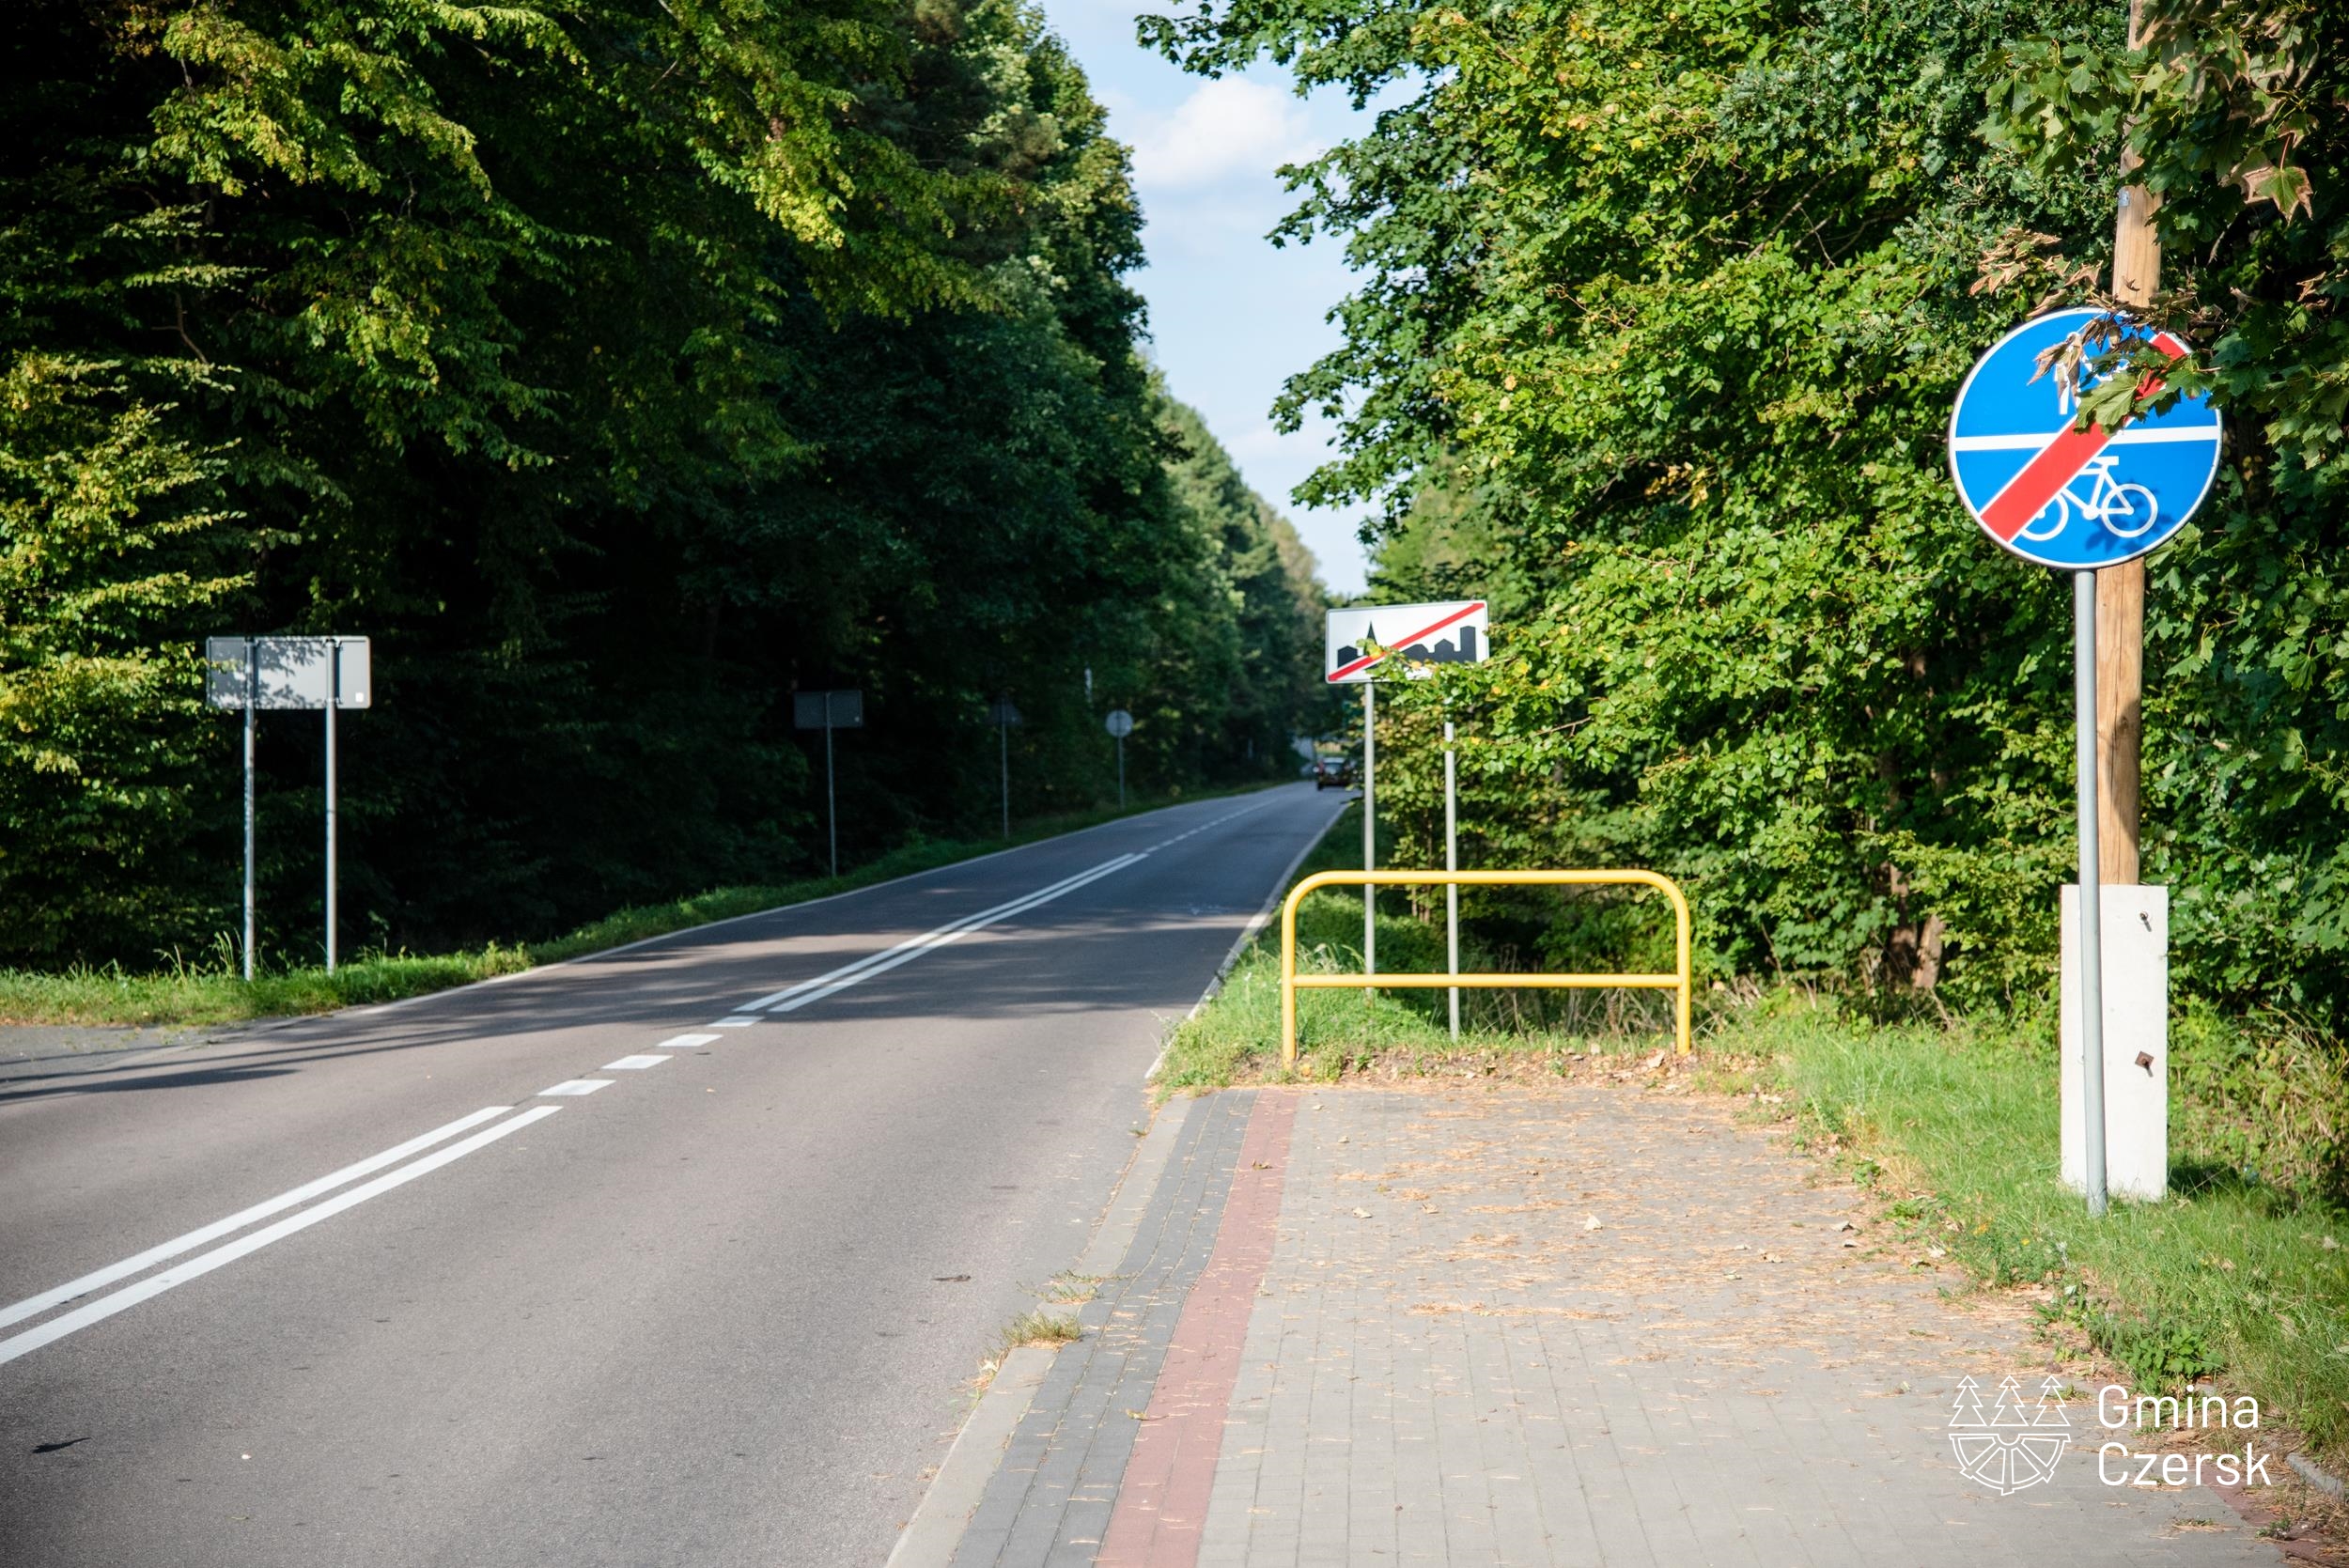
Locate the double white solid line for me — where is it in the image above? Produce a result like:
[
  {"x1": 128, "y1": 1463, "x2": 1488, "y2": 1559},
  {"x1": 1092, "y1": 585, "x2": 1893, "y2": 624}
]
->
[
  {"x1": 739, "y1": 853, "x2": 1146, "y2": 1015},
  {"x1": 0, "y1": 1105, "x2": 558, "y2": 1366}
]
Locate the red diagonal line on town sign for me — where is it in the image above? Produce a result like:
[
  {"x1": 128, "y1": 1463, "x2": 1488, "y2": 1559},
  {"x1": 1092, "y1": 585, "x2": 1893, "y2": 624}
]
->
[
  {"x1": 1978, "y1": 333, "x2": 2187, "y2": 543},
  {"x1": 1327, "y1": 601, "x2": 1486, "y2": 683}
]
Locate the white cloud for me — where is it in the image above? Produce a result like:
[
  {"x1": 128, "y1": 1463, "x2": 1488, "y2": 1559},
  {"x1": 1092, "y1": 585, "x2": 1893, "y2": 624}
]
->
[{"x1": 1128, "y1": 77, "x2": 1320, "y2": 191}]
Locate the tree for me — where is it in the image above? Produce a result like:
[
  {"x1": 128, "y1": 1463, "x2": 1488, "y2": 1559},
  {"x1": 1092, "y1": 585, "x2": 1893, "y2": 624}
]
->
[
  {"x1": 1145, "y1": 0, "x2": 2348, "y2": 1023},
  {"x1": 0, "y1": 0, "x2": 1327, "y2": 966}
]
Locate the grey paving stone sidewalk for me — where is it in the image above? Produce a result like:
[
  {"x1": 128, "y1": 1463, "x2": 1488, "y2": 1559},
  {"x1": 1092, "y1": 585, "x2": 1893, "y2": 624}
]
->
[
  {"x1": 1199, "y1": 1086, "x2": 2283, "y2": 1568},
  {"x1": 952, "y1": 1091, "x2": 1262, "y2": 1568}
]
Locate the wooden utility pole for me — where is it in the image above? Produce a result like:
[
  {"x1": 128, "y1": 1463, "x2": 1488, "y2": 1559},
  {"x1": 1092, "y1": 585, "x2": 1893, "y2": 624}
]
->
[{"x1": 2099, "y1": 0, "x2": 2156, "y2": 885}]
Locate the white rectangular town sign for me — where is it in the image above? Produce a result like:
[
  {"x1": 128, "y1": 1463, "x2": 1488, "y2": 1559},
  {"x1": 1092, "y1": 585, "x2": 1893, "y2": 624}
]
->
[{"x1": 1324, "y1": 600, "x2": 1488, "y2": 684}]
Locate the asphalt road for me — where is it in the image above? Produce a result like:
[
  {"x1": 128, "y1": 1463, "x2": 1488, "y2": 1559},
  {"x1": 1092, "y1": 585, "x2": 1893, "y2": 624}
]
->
[{"x1": 0, "y1": 784, "x2": 1345, "y2": 1568}]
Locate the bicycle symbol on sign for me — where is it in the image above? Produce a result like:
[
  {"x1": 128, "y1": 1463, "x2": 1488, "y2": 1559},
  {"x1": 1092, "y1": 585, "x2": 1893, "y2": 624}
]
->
[{"x1": 2015, "y1": 453, "x2": 2160, "y2": 542}]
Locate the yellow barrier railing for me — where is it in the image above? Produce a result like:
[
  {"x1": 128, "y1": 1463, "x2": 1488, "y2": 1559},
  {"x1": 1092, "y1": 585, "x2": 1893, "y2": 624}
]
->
[{"x1": 1278, "y1": 870, "x2": 1691, "y2": 1066}]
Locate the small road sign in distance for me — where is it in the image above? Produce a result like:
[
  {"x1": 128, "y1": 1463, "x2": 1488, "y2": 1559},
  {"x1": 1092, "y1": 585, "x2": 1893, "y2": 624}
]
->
[
  {"x1": 793, "y1": 690, "x2": 863, "y2": 729},
  {"x1": 205, "y1": 636, "x2": 371, "y2": 709},
  {"x1": 1947, "y1": 307, "x2": 2220, "y2": 569},
  {"x1": 1325, "y1": 601, "x2": 1488, "y2": 684},
  {"x1": 1104, "y1": 708, "x2": 1133, "y2": 738}
]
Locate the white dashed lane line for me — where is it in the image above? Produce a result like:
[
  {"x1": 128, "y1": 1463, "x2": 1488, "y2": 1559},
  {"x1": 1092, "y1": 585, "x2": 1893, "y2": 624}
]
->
[
  {"x1": 658, "y1": 1033, "x2": 722, "y2": 1049},
  {"x1": 601, "y1": 1056, "x2": 668, "y2": 1071},
  {"x1": 538, "y1": 1079, "x2": 612, "y2": 1097}
]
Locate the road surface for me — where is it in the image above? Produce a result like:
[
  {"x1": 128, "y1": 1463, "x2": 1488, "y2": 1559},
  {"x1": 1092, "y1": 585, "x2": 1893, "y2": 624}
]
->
[{"x1": 0, "y1": 784, "x2": 1344, "y2": 1568}]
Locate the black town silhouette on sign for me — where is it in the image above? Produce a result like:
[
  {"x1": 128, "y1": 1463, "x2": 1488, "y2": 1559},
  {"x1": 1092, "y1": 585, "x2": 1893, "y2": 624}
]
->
[{"x1": 1333, "y1": 622, "x2": 1481, "y2": 670}]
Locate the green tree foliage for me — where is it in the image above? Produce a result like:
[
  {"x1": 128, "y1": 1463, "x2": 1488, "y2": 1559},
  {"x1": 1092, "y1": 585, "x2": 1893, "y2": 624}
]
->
[
  {"x1": 1146, "y1": 0, "x2": 2345, "y2": 1023},
  {"x1": 1, "y1": 0, "x2": 1324, "y2": 966}
]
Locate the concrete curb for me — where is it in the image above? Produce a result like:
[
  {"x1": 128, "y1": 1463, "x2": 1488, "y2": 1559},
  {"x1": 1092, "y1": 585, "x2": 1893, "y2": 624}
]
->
[
  {"x1": 2290, "y1": 1451, "x2": 2345, "y2": 1500},
  {"x1": 884, "y1": 1094, "x2": 1201, "y2": 1568},
  {"x1": 885, "y1": 1343, "x2": 1056, "y2": 1568}
]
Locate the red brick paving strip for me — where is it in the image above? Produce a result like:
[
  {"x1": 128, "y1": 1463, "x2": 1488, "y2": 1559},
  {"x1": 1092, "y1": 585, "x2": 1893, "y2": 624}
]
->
[{"x1": 1097, "y1": 1089, "x2": 1298, "y2": 1567}]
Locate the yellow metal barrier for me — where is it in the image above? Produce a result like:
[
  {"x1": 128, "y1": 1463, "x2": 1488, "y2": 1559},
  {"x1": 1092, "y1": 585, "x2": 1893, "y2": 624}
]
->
[{"x1": 1278, "y1": 870, "x2": 1691, "y2": 1066}]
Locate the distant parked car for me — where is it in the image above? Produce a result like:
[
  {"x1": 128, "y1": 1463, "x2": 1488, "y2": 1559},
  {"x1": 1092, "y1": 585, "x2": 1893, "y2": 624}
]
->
[{"x1": 1313, "y1": 756, "x2": 1356, "y2": 790}]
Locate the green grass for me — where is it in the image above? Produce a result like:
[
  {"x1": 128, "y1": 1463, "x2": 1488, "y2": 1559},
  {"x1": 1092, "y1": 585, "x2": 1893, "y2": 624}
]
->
[
  {"x1": 0, "y1": 784, "x2": 1278, "y2": 1028},
  {"x1": 1752, "y1": 998, "x2": 2349, "y2": 1461},
  {"x1": 1157, "y1": 799, "x2": 1683, "y2": 1092},
  {"x1": 1161, "y1": 804, "x2": 2349, "y2": 1464},
  {"x1": 998, "y1": 1310, "x2": 1082, "y2": 1350}
]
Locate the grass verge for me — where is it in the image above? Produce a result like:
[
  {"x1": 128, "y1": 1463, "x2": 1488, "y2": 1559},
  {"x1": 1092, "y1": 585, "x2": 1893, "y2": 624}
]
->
[
  {"x1": 997, "y1": 1310, "x2": 1082, "y2": 1351},
  {"x1": 1, "y1": 784, "x2": 1277, "y2": 1028},
  {"x1": 1159, "y1": 805, "x2": 2349, "y2": 1466},
  {"x1": 1750, "y1": 998, "x2": 2349, "y2": 1463},
  {"x1": 965, "y1": 1307, "x2": 1088, "y2": 1405},
  {"x1": 1157, "y1": 799, "x2": 1685, "y2": 1092}
]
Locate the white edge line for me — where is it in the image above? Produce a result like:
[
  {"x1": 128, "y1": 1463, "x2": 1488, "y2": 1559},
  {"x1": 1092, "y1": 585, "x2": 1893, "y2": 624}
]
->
[
  {"x1": 0, "y1": 1106, "x2": 562, "y2": 1367},
  {"x1": 0, "y1": 1106, "x2": 512, "y2": 1332},
  {"x1": 1149, "y1": 792, "x2": 1350, "y2": 1081},
  {"x1": 337, "y1": 787, "x2": 1290, "y2": 1023}
]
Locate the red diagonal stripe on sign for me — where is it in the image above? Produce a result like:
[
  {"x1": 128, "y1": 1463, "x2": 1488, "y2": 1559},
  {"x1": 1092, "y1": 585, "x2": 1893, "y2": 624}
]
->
[
  {"x1": 1327, "y1": 601, "x2": 1486, "y2": 682},
  {"x1": 1978, "y1": 332, "x2": 2187, "y2": 543}
]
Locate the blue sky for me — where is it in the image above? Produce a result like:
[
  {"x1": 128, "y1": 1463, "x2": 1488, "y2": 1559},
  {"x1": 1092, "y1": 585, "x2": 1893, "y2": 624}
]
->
[{"x1": 1037, "y1": 0, "x2": 1381, "y2": 595}]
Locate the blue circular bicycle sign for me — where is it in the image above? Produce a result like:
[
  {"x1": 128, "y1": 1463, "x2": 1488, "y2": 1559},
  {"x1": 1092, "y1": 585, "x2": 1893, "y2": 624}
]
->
[{"x1": 1947, "y1": 306, "x2": 2221, "y2": 569}]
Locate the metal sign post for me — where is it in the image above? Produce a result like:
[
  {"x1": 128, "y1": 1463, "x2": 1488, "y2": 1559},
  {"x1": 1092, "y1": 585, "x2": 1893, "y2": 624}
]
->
[
  {"x1": 242, "y1": 656, "x2": 257, "y2": 980},
  {"x1": 325, "y1": 641, "x2": 338, "y2": 971},
  {"x1": 1105, "y1": 708, "x2": 1133, "y2": 809},
  {"x1": 1949, "y1": 307, "x2": 2218, "y2": 1214},
  {"x1": 794, "y1": 690, "x2": 865, "y2": 878},
  {"x1": 1324, "y1": 600, "x2": 1491, "y2": 1001},
  {"x1": 206, "y1": 635, "x2": 372, "y2": 978},
  {"x1": 988, "y1": 695, "x2": 1021, "y2": 840},
  {"x1": 1444, "y1": 718, "x2": 1459, "y2": 1040},
  {"x1": 1361, "y1": 685, "x2": 1376, "y2": 989}
]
